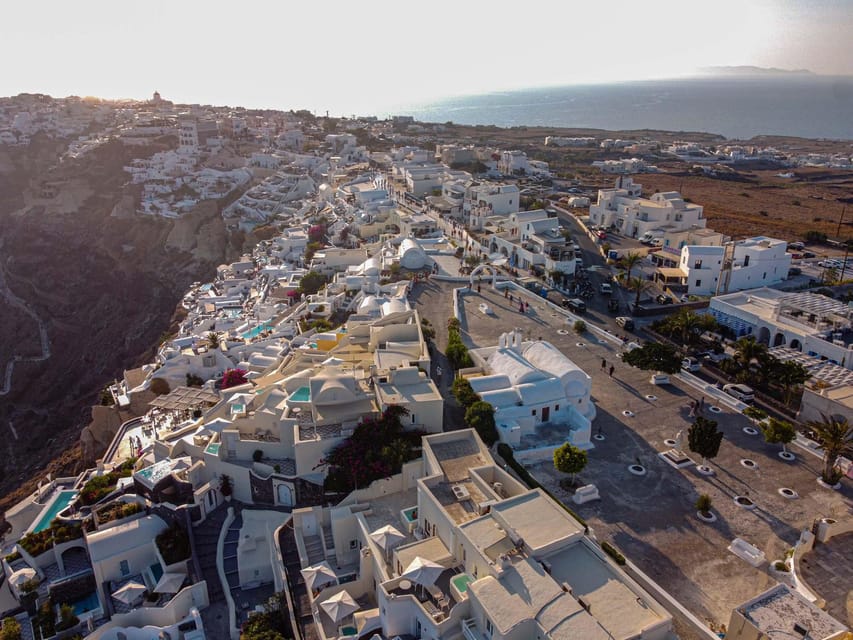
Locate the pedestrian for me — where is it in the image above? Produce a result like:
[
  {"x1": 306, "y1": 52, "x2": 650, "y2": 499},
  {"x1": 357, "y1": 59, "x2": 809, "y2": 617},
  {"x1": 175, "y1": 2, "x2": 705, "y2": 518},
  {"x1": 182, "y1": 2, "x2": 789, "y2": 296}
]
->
[
  {"x1": 601, "y1": 358, "x2": 607, "y2": 369},
  {"x1": 609, "y1": 365, "x2": 614, "y2": 377},
  {"x1": 477, "y1": 284, "x2": 481, "y2": 293},
  {"x1": 504, "y1": 288, "x2": 508, "y2": 298},
  {"x1": 509, "y1": 294, "x2": 513, "y2": 303},
  {"x1": 699, "y1": 396, "x2": 705, "y2": 414},
  {"x1": 436, "y1": 365, "x2": 442, "y2": 378},
  {"x1": 519, "y1": 302, "x2": 524, "y2": 313}
]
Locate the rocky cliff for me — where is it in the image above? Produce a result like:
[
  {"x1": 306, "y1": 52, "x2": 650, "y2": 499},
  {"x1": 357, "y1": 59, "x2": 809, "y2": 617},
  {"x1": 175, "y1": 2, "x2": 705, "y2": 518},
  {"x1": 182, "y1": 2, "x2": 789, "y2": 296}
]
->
[{"x1": 0, "y1": 136, "x2": 250, "y2": 509}]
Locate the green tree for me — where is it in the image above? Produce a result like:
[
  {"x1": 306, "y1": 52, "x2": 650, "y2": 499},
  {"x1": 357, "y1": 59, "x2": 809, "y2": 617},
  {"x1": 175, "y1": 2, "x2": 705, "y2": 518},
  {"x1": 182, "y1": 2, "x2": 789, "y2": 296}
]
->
[
  {"x1": 205, "y1": 331, "x2": 221, "y2": 349},
  {"x1": 774, "y1": 360, "x2": 811, "y2": 405},
  {"x1": 621, "y1": 251, "x2": 644, "y2": 282},
  {"x1": 621, "y1": 342, "x2": 682, "y2": 374},
  {"x1": 553, "y1": 442, "x2": 588, "y2": 487},
  {"x1": 806, "y1": 413, "x2": 853, "y2": 485},
  {"x1": 762, "y1": 418, "x2": 797, "y2": 455},
  {"x1": 626, "y1": 276, "x2": 652, "y2": 306},
  {"x1": 573, "y1": 320, "x2": 587, "y2": 334},
  {"x1": 298, "y1": 271, "x2": 328, "y2": 295},
  {"x1": 688, "y1": 416, "x2": 724, "y2": 468},
  {"x1": 695, "y1": 494, "x2": 712, "y2": 516},
  {"x1": 149, "y1": 377, "x2": 170, "y2": 396},
  {"x1": 733, "y1": 336, "x2": 768, "y2": 383},
  {"x1": 452, "y1": 377, "x2": 479, "y2": 408},
  {"x1": 465, "y1": 401, "x2": 498, "y2": 446}
]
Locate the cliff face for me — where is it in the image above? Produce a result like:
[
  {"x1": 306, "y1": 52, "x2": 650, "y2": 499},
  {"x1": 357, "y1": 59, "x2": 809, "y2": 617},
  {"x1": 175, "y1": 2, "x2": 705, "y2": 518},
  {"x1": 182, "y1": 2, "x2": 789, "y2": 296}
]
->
[{"x1": 0, "y1": 137, "x2": 246, "y2": 505}]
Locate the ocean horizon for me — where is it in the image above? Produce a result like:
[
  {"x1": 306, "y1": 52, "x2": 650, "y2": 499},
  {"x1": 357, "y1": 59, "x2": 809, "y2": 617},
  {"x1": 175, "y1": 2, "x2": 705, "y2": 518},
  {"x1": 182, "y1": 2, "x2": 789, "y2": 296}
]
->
[{"x1": 389, "y1": 76, "x2": 853, "y2": 141}]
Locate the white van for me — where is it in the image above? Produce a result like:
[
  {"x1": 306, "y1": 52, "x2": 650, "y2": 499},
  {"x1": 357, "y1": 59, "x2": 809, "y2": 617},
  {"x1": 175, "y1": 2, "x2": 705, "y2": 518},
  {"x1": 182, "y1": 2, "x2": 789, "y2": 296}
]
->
[{"x1": 723, "y1": 383, "x2": 754, "y2": 403}]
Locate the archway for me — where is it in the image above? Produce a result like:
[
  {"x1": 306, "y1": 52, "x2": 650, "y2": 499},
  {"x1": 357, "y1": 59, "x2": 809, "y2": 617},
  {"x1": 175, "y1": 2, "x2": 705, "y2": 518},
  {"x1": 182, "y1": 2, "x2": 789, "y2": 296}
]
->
[
  {"x1": 277, "y1": 483, "x2": 294, "y2": 507},
  {"x1": 756, "y1": 326, "x2": 771, "y2": 345},
  {"x1": 470, "y1": 264, "x2": 501, "y2": 288},
  {"x1": 773, "y1": 333, "x2": 786, "y2": 347},
  {"x1": 790, "y1": 339, "x2": 802, "y2": 351}
]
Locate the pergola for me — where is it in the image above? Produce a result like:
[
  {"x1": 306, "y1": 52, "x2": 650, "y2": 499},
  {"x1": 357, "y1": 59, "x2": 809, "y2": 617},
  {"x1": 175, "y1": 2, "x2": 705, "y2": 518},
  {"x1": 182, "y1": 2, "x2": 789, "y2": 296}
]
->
[{"x1": 148, "y1": 386, "x2": 220, "y2": 411}]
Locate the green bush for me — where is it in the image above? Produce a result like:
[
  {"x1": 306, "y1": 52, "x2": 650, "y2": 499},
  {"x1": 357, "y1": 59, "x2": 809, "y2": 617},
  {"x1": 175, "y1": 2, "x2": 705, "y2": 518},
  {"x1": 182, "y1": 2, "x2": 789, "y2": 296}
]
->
[
  {"x1": 1, "y1": 616, "x2": 21, "y2": 640},
  {"x1": 695, "y1": 493, "x2": 712, "y2": 515},
  {"x1": 774, "y1": 560, "x2": 788, "y2": 572},
  {"x1": 465, "y1": 401, "x2": 498, "y2": 446},
  {"x1": 155, "y1": 523, "x2": 191, "y2": 565},
  {"x1": 573, "y1": 320, "x2": 586, "y2": 334},
  {"x1": 149, "y1": 377, "x2": 171, "y2": 396},
  {"x1": 253, "y1": 449, "x2": 264, "y2": 462},
  {"x1": 452, "y1": 377, "x2": 479, "y2": 408},
  {"x1": 601, "y1": 541, "x2": 626, "y2": 565}
]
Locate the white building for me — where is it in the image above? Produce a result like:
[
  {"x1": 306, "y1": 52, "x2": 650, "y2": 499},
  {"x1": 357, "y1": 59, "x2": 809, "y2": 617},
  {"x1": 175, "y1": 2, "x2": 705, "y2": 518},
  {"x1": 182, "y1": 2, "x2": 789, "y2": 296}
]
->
[
  {"x1": 710, "y1": 288, "x2": 853, "y2": 367},
  {"x1": 478, "y1": 210, "x2": 576, "y2": 276},
  {"x1": 468, "y1": 330, "x2": 594, "y2": 452},
  {"x1": 289, "y1": 428, "x2": 673, "y2": 640},
  {"x1": 464, "y1": 183, "x2": 519, "y2": 219},
  {"x1": 589, "y1": 177, "x2": 706, "y2": 239}
]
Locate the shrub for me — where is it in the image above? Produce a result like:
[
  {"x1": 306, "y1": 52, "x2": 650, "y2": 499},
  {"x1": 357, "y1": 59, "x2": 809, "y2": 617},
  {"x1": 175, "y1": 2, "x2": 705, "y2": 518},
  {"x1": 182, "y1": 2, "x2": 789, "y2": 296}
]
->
[
  {"x1": 553, "y1": 443, "x2": 588, "y2": 486},
  {"x1": 222, "y1": 368, "x2": 249, "y2": 389},
  {"x1": 185, "y1": 373, "x2": 204, "y2": 388},
  {"x1": 465, "y1": 401, "x2": 498, "y2": 446},
  {"x1": 452, "y1": 377, "x2": 479, "y2": 408},
  {"x1": 149, "y1": 377, "x2": 170, "y2": 396},
  {"x1": 573, "y1": 320, "x2": 586, "y2": 334},
  {"x1": 253, "y1": 449, "x2": 264, "y2": 462},
  {"x1": 155, "y1": 523, "x2": 191, "y2": 565},
  {"x1": 56, "y1": 603, "x2": 79, "y2": 632},
  {"x1": 695, "y1": 493, "x2": 712, "y2": 515},
  {"x1": 774, "y1": 560, "x2": 788, "y2": 572},
  {"x1": 1, "y1": 617, "x2": 21, "y2": 640},
  {"x1": 219, "y1": 474, "x2": 233, "y2": 497},
  {"x1": 601, "y1": 541, "x2": 626, "y2": 565}
]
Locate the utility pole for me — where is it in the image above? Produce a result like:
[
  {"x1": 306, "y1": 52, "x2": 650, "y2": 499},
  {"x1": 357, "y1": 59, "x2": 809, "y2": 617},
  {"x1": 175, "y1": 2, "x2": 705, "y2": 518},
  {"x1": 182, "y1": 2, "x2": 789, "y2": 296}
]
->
[{"x1": 835, "y1": 205, "x2": 846, "y2": 239}]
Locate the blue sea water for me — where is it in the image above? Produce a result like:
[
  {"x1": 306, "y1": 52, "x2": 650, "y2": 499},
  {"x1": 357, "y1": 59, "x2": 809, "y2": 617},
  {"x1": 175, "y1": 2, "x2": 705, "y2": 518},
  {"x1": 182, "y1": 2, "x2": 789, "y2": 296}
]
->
[{"x1": 395, "y1": 76, "x2": 853, "y2": 140}]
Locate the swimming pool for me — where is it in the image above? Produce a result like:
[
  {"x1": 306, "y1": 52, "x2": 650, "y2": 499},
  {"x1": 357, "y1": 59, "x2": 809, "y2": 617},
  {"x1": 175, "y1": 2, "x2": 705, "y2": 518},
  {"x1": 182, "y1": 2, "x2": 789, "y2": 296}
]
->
[
  {"x1": 69, "y1": 591, "x2": 100, "y2": 616},
  {"x1": 290, "y1": 386, "x2": 311, "y2": 402},
  {"x1": 402, "y1": 506, "x2": 418, "y2": 523},
  {"x1": 32, "y1": 490, "x2": 77, "y2": 533},
  {"x1": 242, "y1": 323, "x2": 272, "y2": 340},
  {"x1": 206, "y1": 442, "x2": 220, "y2": 455},
  {"x1": 451, "y1": 573, "x2": 472, "y2": 594},
  {"x1": 135, "y1": 459, "x2": 174, "y2": 488}
]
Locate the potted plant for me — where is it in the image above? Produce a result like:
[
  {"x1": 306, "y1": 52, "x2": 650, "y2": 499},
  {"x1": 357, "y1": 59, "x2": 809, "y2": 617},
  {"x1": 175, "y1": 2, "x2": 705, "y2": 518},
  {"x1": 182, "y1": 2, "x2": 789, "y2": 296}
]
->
[
  {"x1": 695, "y1": 494, "x2": 715, "y2": 522},
  {"x1": 219, "y1": 474, "x2": 233, "y2": 502}
]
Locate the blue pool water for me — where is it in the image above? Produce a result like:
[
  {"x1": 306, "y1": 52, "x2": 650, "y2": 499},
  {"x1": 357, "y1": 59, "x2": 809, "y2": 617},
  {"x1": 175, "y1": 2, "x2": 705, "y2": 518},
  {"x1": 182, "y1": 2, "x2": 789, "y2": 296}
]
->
[
  {"x1": 206, "y1": 442, "x2": 220, "y2": 455},
  {"x1": 242, "y1": 323, "x2": 272, "y2": 340},
  {"x1": 291, "y1": 386, "x2": 311, "y2": 402},
  {"x1": 33, "y1": 491, "x2": 77, "y2": 533},
  {"x1": 69, "y1": 591, "x2": 100, "y2": 616},
  {"x1": 402, "y1": 506, "x2": 418, "y2": 523}
]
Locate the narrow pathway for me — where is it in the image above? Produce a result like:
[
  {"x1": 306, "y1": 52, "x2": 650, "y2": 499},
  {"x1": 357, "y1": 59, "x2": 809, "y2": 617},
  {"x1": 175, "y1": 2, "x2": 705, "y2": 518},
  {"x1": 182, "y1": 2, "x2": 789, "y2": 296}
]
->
[{"x1": 0, "y1": 245, "x2": 52, "y2": 396}]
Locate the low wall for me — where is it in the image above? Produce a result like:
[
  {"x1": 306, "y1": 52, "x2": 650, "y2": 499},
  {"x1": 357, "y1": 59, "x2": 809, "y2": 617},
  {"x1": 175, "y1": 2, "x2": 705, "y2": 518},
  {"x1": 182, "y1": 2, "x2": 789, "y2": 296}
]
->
[
  {"x1": 217, "y1": 506, "x2": 239, "y2": 640},
  {"x1": 790, "y1": 529, "x2": 824, "y2": 606}
]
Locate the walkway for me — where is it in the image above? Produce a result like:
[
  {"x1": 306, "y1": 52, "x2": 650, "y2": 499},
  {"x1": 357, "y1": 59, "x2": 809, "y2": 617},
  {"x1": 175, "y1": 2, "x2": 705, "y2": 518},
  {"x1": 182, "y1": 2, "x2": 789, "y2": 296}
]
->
[
  {"x1": 194, "y1": 505, "x2": 229, "y2": 636},
  {"x1": 799, "y1": 532, "x2": 853, "y2": 626}
]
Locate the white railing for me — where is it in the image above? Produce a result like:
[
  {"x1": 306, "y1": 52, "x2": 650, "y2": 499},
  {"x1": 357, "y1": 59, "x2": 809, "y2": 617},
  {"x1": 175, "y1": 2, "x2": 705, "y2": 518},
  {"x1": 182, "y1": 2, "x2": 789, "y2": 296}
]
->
[{"x1": 461, "y1": 618, "x2": 481, "y2": 640}]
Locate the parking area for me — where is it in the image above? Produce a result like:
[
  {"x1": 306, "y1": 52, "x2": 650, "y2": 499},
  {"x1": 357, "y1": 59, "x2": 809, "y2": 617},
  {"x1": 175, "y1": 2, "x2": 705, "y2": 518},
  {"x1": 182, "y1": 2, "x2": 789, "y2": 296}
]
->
[{"x1": 452, "y1": 284, "x2": 852, "y2": 632}]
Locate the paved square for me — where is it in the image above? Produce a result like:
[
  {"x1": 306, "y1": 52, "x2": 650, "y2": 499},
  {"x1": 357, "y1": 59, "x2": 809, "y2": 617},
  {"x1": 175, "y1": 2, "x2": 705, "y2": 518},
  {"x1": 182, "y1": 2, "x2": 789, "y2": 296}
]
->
[{"x1": 417, "y1": 280, "x2": 852, "y2": 635}]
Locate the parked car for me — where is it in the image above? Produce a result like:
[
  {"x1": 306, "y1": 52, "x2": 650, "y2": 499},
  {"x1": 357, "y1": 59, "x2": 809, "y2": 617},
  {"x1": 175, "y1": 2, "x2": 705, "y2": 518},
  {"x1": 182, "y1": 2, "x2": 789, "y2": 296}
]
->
[
  {"x1": 607, "y1": 299, "x2": 620, "y2": 313},
  {"x1": 681, "y1": 357, "x2": 701, "y2": 372},
  {"x1": 599, "y1": 282, "x2": 612, "y2": 295},
  {"x1": 723, "y1": 383, "x2": 755, "y2": 403},
  {"x1": 656, "y1": 294, "x2": 674, "y2": 305},
  {"x1": 802, "y1": 251, "x2": 816, "y2": 258},
  {"x1": 788, "y1": 267, "x2": 802, "y2": 277},
  {"x1": 615, "y1": 316, "x2": 634, "y2": 330},
  {"x1": 787, "y1": 241, "x2": 805, "y2": 250},
  {"x1": 563, "y1": 298, "x2": 586, "y2": 313}
]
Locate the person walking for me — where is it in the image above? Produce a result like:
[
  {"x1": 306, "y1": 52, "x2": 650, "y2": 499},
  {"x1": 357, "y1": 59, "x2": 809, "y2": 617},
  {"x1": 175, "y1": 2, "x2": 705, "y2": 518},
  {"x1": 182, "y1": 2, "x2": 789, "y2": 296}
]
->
[
  {"x1": 609, "y1": 365, "x2": 614, "y2": 377},
  {"x1": 601, "y1": 358, "x2": 607, "y2": 370}
]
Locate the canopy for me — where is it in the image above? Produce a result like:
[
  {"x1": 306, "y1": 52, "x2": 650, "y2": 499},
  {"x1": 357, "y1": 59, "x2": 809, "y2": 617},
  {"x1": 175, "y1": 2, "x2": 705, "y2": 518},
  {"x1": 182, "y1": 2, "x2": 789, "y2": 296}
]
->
[
  {"x1": 320, "y1": 590, "x2": 359, "y2": 623},
  {"x1": 112, "y1": 581, "x2": 147, "y2": 604},
  {"x1": 154, "y1": 572, "x2": 186, "y2": 594},
  {"x1": 300, "y1": 561, "x2": 337, "y2": 592},
  {"x1": 9, "y1": 567, "x2": 37, "y2": 589},
  {"x1": 401, "y1": 556, "x2": 444, "y2": 586},
  {"x1": 369, "y1": 524, "x2": 406, "y2": 550}
]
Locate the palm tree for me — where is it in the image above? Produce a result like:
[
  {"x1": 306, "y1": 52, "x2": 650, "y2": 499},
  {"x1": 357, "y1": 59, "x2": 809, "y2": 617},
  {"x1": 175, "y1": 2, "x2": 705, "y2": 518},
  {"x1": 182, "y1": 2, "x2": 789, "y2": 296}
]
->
[
  {"x1": 733, "y1": 336, "x2": 768, "y2": 382},
  {"x1": 204, "y1": 331, "x2": 221, "y2": 349},
  {"x1": 622, "y1": 252, "x2": 644, "y2": 282},
  {"x1": 806, "y1": 413, "x2": 853, "y2": 484},
  {"x1": 627, "y1": 276, "x2": 652, "y2": 307},
  {"x1": 668, "y1": 309, "x2": 703, "y2": 345},
  {"x1": 775, "y1": 360, "x2": 811, "y2": 406}
]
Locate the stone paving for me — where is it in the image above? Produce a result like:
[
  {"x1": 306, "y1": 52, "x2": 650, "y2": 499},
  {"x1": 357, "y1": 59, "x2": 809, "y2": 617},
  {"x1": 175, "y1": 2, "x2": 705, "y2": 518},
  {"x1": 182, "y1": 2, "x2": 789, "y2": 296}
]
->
[
  {"x1": 799, "y1": 532, "x2": 853, "y2": 626},
  {"x1": 414, "y1": 280, "x2": 853, "y2": 637}
]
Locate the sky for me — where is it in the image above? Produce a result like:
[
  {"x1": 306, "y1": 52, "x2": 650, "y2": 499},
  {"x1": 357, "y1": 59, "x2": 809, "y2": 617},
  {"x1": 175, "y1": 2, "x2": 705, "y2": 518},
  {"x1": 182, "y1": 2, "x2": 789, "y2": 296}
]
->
[{"x1": 2, "y1": 0, "x2": 851, "y2": 115}]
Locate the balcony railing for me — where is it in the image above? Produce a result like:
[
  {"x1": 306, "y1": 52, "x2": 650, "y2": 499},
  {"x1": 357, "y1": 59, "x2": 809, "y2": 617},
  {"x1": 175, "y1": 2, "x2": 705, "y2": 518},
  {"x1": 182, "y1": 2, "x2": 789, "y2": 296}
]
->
[{"x1": 462, "y1": 618, "x2": 482, "y2": 640}]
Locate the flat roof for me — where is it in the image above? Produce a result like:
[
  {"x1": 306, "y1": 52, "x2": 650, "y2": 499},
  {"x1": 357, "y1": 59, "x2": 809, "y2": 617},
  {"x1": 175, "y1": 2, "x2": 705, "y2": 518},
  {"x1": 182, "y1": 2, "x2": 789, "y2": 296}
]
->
[
  {"x1": 739, "y1": 584, "x2": 848, "y2": 640},
  {"x1": 428, "y1": 436, "x2": 489, "y2": 483},
  {"x1": 490, "y1": 490, "x2": 584, "y2": 553}
]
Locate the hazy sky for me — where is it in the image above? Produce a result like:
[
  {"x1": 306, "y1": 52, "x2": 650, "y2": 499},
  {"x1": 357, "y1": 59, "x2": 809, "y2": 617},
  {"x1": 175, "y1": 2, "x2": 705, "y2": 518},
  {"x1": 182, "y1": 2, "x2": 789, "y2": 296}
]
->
[{"x1": 2, "y1": 0, "x2": 851, "y2": 115}]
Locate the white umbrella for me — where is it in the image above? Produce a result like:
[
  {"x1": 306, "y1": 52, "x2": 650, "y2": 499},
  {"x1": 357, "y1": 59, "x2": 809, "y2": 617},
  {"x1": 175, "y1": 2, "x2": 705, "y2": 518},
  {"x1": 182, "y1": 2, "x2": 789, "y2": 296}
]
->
[
  {"x1": 112, "y1": 581, "x2": 147, "y2": 604},
  {"x1": 154, "y1": 572, "x2": 186, "y2": 594},
  {"x1": 401, "y1": 556, "x2": 444, "y2": 587},
  {"x1": 369, "y1": 525, "x2": 406, "y2": 551},
  {"x1": 9, "y1": 567, "x2": 37, "y2": 589},
  {"x1": 300, "y1": 561, "x2": 337, "y2": 592},
  {"x1": 320, "y1": 590, "x2": 359, "y2": 623}
]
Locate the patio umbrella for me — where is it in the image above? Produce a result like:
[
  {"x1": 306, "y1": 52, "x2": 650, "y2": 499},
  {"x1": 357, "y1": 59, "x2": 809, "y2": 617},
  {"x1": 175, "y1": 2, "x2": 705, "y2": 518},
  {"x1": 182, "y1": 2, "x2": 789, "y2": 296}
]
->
[
  {"x1": 9, "y1": 567, "x2": 37, "y2": 589},
  {"x1": 300, "y1": 561, "x2": 337, "y2": 592},
  {"x1": 154, "y1": 572, "x2": 186, "y2": 594},
  {"x1": 320, "y1": 590, "x2": 359, "y2": 623},
  {"x1": 112, "y1": 581, "x2": 147, "y2": 604},
  {"x1": 369, "y1": 525, "x2": 406, "y2": 551},
  {"x1": 401, "y1": 557, "x2": 444, "y2": 587}
]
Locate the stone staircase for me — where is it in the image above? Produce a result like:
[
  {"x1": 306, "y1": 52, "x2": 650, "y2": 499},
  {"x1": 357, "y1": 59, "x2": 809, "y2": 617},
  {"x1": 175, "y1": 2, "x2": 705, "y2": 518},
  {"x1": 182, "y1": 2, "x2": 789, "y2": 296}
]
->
[
  {"x1": 303, "y1": 534, "x2": 325, "y2": 566},
  {"x1": 192, "y1": 505, "x2": 228, "y2": 603}
]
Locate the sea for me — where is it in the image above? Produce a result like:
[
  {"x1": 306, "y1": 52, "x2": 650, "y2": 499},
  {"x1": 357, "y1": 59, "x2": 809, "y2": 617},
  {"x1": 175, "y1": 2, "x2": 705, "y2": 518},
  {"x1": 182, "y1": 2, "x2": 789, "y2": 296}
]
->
[{"x1": 391, "y1": 76, "x2": 853, "y2": 141}]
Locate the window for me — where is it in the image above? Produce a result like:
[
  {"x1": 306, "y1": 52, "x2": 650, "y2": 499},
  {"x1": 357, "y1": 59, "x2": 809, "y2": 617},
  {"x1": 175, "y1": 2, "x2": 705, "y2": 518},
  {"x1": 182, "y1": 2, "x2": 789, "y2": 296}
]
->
[
  {"x1": 555, "y1": 405, "x2": 559, "y2": 412},
  {"x1": 744, "y1": 255, "x2": 750, "y2": 267},
  {"x1": 411, "y1": 414, "x2": 416, "y2": 424},
  {"x1": 696, "y1": 280, "x2": 702, "y2": 287},
  {"x1": 531, "y1": 409, "x2": 537, "y2": 416},
  {"x1": 119, "y1": 560, "x2": 130, "y2": 576},
  {"x1": 694, "y1": 259, "x2": 703, "y2": 269},
  {"x1": 763, "y1": 272, "x2": 767, "y2": 279},
  {"x1": 350, "y1": 540, "x2": 358, "y2": 550},
  {"x1": 485, "y1": 618, "x2": 494, "y2": 636}
]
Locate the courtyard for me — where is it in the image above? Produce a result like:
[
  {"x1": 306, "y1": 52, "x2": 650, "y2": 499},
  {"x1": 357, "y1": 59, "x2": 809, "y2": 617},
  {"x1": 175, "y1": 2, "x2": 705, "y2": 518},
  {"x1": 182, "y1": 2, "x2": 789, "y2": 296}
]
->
[{"x1": 416, "y1": 279, "x2": 853, "y2": 635}]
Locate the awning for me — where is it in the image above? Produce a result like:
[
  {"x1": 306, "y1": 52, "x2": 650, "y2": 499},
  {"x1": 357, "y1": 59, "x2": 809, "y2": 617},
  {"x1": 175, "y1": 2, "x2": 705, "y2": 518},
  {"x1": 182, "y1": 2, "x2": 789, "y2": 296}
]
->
[
  {"x1": 401, "y1": 556, "x2": 444, "y2": 586},
  {"x1": 320, "y1": 590, "x2": 359, "y2": 623}
]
